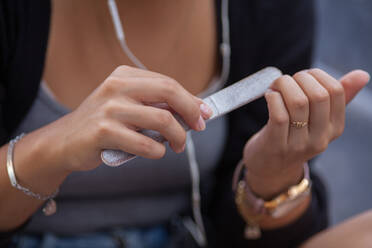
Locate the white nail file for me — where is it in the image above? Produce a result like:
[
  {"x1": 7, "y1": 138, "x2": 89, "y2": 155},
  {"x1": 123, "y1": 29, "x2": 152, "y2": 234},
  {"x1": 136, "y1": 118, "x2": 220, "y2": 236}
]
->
[{"x1": 101, "y1": 67, "x2": 282, "y2": 167}]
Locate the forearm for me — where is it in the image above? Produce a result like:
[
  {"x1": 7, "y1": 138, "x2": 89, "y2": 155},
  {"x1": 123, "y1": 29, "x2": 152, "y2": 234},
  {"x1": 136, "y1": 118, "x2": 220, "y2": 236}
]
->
[{"x1": 0, "y1": 118, "x2": 70, "y2": 231}]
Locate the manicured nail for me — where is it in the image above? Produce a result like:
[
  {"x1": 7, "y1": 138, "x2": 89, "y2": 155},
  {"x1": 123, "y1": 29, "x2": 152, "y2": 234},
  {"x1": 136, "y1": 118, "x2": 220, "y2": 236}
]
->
[
  {"x1": 197, "y1": 116, "x2": 206, "y2": 131},
  {"x1": 200, "y1": 103, "x2": 213, "y2": 119}
]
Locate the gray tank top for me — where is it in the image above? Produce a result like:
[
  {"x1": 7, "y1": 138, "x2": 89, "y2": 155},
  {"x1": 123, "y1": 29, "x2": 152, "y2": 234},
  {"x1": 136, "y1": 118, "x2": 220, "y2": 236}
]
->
[{"x1": 13, "y1": 83, "x2": 227, "y2": 235}]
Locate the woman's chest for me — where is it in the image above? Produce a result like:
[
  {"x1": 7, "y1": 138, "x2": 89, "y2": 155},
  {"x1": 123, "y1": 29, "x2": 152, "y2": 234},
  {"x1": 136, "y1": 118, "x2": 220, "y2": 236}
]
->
[{"x1": 43, "y1": 0, "x2": 218, "y2": 110}]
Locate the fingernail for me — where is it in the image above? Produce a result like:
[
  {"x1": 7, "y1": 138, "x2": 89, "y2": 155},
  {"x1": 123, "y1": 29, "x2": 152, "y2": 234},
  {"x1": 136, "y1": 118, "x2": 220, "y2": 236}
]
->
[
  {"x1": 181, "y1": 143, "x2": 186, "y2": 152},
  {"x1": 200, "y1": 103, "x2": 213, "y2": 119},
  {"x1": 197, "y1": 116, "x2": 206, "y2": 131}
]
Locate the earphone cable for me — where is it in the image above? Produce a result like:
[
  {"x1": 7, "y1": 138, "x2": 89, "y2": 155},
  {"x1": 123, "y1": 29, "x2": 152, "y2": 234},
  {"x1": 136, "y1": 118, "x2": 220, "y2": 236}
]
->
[{"x1": 106, "y1": 0, "x2": 231, "y2": 246}]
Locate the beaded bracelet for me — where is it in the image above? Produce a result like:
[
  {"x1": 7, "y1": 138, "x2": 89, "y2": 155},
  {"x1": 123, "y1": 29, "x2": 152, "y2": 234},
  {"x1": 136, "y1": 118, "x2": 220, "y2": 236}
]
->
[
  {"x1": 7, "y1": 133, "x2": 59, "y2": 216},
  {"x1": 232, "y1": 160, "x2": 311, "y2": 239}
]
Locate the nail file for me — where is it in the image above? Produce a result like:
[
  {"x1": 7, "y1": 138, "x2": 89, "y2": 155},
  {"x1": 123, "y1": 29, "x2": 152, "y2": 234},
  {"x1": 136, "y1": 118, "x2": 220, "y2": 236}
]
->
[{"x1": 101, "y1": 67, "x2": 282, "y2": 167}]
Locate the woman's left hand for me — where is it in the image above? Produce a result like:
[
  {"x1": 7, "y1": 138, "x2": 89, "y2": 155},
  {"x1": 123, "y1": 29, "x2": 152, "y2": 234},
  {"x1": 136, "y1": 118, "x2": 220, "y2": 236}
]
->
[{"x1": 243, "y1": 69, "x2": 370, "y2": 199}]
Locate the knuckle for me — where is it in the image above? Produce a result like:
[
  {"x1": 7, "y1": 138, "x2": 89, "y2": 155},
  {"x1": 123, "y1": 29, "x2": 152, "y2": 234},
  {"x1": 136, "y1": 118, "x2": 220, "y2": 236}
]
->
[
  {"x1": 103, "y1": 99, "x2": 120, "y2": 116},
  {"x1": 139, "y1": 140, "x2": 164, "y2": 159},
  {"x1": 309, "y1": 68, "x2": 323, "y2": 75},
  {"x1": 329, "y1": 84, "x2": 345, "y2": 97},
  {"x1": 161, "y1": 78, "x2": 179, "y2": 94},
  {"x1": 312, "y1": 90, "x2": 329, "y2": 104},
  {"x1": 271, "y1": 113, "x2": 289, "y2": 126},
  {"x1": 292, "y1": 96, "x2": 309, "y2": 109},
  {"x1": 103, "y1": 76, "x2": 122, "y2": 93},
  {"x1": 293, "y1": 71, "x2": 306, "y2": 80},
  {"x1": 275, "y1": 75, "x2": 292, "y2": 86},
  {"x1": 115, "y1": 65, "x2": 131, "y2": 72},
  {"x1": 95, "y1": 120, "x2": 112, "y2": 139},
  {"x1": 311, "y1": 139, "x2": 329, "y2": 154},
  {"x1": 282, "y1": 74, "x2": 293, "y2": 81},
  {"x1": 157, "y1": 110, "x2": 174, "y2": 127}
]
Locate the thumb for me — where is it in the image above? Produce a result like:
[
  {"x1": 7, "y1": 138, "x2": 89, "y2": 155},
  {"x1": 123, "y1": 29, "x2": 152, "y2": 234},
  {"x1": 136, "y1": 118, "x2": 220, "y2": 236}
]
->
[{"x1": 340, "y1": 70, "x2": 370, "y2": 104}]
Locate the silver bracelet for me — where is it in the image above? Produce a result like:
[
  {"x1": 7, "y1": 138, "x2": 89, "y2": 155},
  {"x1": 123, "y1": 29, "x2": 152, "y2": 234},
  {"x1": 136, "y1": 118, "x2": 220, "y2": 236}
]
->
[{"x1": 7, "y1": 133, "x2": 59, "y2": 216}]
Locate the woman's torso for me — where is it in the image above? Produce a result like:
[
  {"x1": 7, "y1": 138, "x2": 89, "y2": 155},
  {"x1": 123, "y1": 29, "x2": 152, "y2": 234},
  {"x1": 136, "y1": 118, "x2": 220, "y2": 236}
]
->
[{"x1": 13, "y1": 0, "x2": 229, "y2": 235}]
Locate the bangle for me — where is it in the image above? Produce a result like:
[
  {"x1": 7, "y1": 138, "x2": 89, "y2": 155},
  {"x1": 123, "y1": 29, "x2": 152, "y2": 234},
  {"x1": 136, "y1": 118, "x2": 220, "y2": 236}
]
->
[
  {"x1": 232, "y1": 160, "x2": 311, "y2": 239},
  {"x1": 6, "y1": 133, "x2": 59, "y2": 216}
]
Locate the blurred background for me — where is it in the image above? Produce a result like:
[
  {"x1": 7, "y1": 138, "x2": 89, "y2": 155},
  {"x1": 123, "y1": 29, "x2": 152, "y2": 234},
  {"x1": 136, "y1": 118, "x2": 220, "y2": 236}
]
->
[{"x1": 313, "y1": 0, "x2": 372, "y2": 225}]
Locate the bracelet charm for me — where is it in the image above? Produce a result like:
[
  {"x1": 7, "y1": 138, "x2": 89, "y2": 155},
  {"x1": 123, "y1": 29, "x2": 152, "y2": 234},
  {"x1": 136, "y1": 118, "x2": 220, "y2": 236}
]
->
[{"x1": 235, "y1": 180, "x2": 263, "y2": 239}]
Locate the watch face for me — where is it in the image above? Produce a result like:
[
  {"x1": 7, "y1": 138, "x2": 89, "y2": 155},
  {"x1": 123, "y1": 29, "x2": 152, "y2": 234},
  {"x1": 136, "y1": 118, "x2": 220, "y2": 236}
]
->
[{"x1": 270, "y1": 190, "x2": 310, "y2": 218}]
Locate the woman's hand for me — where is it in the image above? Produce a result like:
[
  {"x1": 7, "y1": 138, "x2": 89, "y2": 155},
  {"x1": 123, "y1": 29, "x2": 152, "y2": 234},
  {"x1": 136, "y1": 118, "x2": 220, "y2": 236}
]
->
[
  {"x1": 243, "y1": 69, "x2": 370, "y2": 199},
  {"x1": 0, "y1": 65, "x2": 215, "y2": 230},
  {"x1": 50, "y1": 65, "x2": 211, "y2": 172}
]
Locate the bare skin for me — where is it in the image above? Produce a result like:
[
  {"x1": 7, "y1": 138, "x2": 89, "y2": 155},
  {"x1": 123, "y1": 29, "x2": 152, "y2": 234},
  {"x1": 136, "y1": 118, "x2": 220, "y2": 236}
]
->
[
  {"x1": 245, "y1": 69, "x2": 370, "y2": 228},
  {"x1": 44, "y1": 0, "x2": 218, "y2": 110},
  {"x1": 0, "y1": 0, "x2": 370, "y2": 239},
  {"x1": 301, "y1": 210, "x2": 372, "y2": 247},
  {"x1": 0, "y1": 0, "x2": 217, "y2": 231}
]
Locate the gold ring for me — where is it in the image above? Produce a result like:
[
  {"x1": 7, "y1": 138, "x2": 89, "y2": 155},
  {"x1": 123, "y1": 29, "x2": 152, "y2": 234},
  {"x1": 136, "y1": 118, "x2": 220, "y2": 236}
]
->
[{"x1": 291, "y1": 121, "x2": 308, "y2": 128}]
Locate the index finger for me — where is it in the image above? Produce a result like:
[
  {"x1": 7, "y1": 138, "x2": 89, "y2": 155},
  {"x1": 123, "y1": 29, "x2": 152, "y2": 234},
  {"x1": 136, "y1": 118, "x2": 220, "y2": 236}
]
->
[{"x1": 121, "y1": 77, "x2": 204, "y2": 131}]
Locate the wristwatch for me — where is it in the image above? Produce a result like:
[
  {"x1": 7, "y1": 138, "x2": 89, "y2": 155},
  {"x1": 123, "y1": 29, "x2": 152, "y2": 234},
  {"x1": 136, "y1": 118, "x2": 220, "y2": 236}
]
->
[{"x1": 233, "y1": 161, "x2": 312, "y2": 239}]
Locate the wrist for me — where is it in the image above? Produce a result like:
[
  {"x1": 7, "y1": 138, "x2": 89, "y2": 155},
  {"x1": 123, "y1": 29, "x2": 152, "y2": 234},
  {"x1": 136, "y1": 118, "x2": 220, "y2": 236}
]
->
[
  {"x1": 13, "y1": 128, "x2": 71, "y2": 195},
  {"x1": 234, "y1": 161, "x2": 312, "y2": 238},
  {"x1": 38, "y1": 114, "x2": 84, "y2": 174},
  {"x1": 38, "y1": 129, "x2": 73, "y2": 176},
  {"x1": 245, "y1": 162, "x2": 305, "y2": 200}
]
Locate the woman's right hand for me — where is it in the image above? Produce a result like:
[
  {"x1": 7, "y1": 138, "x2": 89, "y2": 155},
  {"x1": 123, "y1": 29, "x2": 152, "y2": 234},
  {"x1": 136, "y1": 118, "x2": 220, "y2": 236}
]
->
[{"x1": 52, "y1": 65, "x2": 212, "y2": 172}]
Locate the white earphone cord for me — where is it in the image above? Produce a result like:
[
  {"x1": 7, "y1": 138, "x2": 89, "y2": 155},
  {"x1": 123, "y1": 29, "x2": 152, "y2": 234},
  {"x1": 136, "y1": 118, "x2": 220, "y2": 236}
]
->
[
  {"x1": 107, "y1": 0, "x2": 147, "y2": 70},
  {"x1": 107, "y1": 0, "x2": 230, "y2": 246}
]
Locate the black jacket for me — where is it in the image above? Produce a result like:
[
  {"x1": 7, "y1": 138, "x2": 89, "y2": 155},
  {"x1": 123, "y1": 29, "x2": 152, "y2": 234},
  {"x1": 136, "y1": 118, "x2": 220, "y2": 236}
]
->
[{"x1": 0, "y1": 0, "x2": 327, "y2": 247}]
